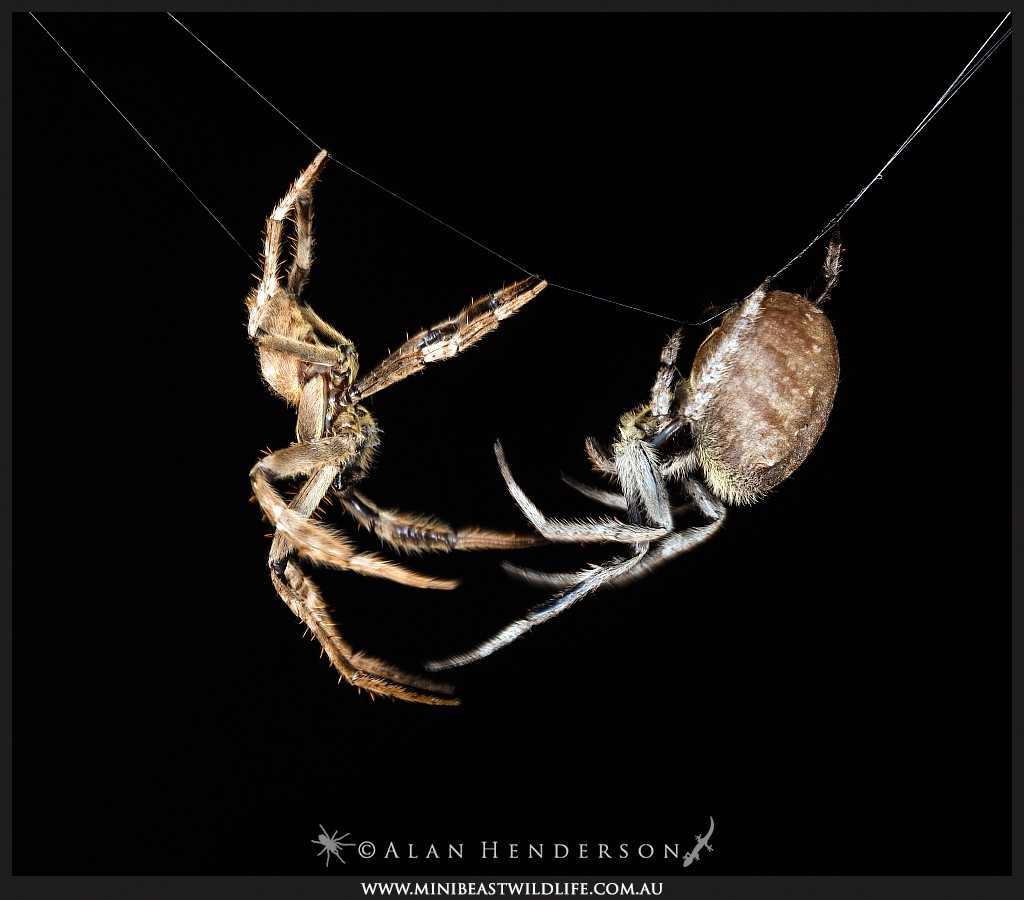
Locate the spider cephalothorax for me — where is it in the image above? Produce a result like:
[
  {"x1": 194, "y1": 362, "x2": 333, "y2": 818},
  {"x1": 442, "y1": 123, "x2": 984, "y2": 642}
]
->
[
  {"x1": 428, "y1": 238, "x2": 841, "y2": 670},
  {"x1": 247, "y1": 150, "x2": 547, "y2": 704}
]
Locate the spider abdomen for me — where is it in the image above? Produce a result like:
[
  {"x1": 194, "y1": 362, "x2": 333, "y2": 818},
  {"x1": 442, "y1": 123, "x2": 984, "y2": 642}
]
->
[{"x1": 689, "y1": 290, "x2": 839, "y2": 505}]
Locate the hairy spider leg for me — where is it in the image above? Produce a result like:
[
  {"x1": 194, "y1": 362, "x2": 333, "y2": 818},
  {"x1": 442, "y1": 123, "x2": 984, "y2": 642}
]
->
[
  {"x1": 425, "y1": 438, "x2": 672, "y2": 671},
  {"x1": 349, "y1": 277, "x2": 548, "y2": 402}
]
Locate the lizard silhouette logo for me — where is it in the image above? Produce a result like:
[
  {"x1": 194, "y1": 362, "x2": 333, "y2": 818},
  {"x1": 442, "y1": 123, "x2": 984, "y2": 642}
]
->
[
  {"x1": 682, "y1": 817, "x2": 714, "y2": 867},
  {"x1": 312, "y1": 825, "x2": 356, "y2": 867}
]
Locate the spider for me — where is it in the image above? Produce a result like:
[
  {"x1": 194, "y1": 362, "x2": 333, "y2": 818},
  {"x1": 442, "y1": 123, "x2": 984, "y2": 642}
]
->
[
  {"x1": 427, "y1": 237, "x2": 842, "y2": 671},
  {"x1": 246, "y1": 150, "x2": 547, "y2": 705},
  {"x1": 312, "y1": 826, "x2": 355, "y2": 867}
]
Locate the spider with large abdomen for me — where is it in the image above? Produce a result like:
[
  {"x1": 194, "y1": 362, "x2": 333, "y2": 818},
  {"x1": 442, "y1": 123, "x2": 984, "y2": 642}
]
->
[
  {"x1": 428, "y1": 237, "x2": 842, "y2": 671},
  {"x1": 246, "y1": 150, "x2": 547, "y2": 704}
]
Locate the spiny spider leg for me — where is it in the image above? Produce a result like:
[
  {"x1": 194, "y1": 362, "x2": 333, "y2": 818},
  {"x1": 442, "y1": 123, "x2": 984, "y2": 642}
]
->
[
  {"x1": 605, "y1": 515, "x2": 725, "y2": 587},
  {"x1": 559, "y1": 473, "x2": 630, "y2": 511},
  {"x1": 809, "y1": 230, "x2": 843, "y2": 305},
  {"x1": 612, "y1": 430, "x2": 672, "y2": 532},
  {"x1": 559, "y1": 472, "x2": 696, "y2": 517},
  {"x1": 555, "y1": 329, "x2": 682, "y2": 514},
  {"x1": 650, "y1": 328, "x2": 684, "y2": 418},
  {"x1": 271, "y1": 557, "x2": 458, "y2": 705},
  {"x1": 351, "y1": 278, "x2": 548, "y2": 402},
  {"x1": 335, "y1": 489, "x2": 544, "y2": 557},
  {"x1": 286, "y1": 160, "x2": 317, "y2": 297},
  {"x1": 497, "y1": 561, "x2": 579, "y2": 591},
  {"x1": 252, "y1": 459, "x2": 459, "y2": 590},
  {"x1": 257, "y1": 460, "x2": 457, "y2": 703},
  {"x1": 500, "y1": 508, "x2": 714, "y2": 594},
  {"x1": 502, "y1": 470, "x2": 695, "y2": 590},
  {"x1": 248, "y1": 149, "x2": 329, "y2": 342},
  {"x1": 584, "y1": 436, "x2": 617, "y2": 476},
  {"x1": 427, "y1": 548, "x2": 650, "y2": 671},
  {"x1": 253, "y1": 459, "x2": 459, "y2": 702},
  {"x1": 429, "y1": 434, "x2": 673, "y2": 670},
  {"x1": 494, "y1": 441, "x2": 668, "y2": 544},
  {"x1": 512, "y1": 480, "x2": 727, "y2": 591}
]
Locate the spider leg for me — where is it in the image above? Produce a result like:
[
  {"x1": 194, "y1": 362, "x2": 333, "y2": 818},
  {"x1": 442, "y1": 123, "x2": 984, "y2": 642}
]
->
[
  {"x1": 252, "y1": 459, "x2": 460, "y2": 704},
  {"x1": 504, "y1": 478, "x2": 726, "y2": 587},
  {"x1": 613, "y1": 431, "x2": 673, "y2": 531},
  {"x1": 245, "y1": 151, "x2": 357, "y2": 408},
  {"x1": 560, "y1": 471, "x2": 696, "y2": 517},
  {"x1": 252, "y1": 454, "x2": 459, "y2": 590},
  {"x1": 607, "y1": 477, "x2": 725, "y2": 584},
  {"x1": 505, "y1": 474, "x2": 696, "y2": 590},
  {"x1": 497, "y1": 561, "x2": 579, "y2": 591},
  {"x1": 426, "y1": 547, "x2": 648, "y2": 671},
  {"x1": 607, "y1": 517, "x2": 725, "y2": 586},
  {"x1": 335, "y1": 489, "x2": 544, "y2": 556},
  {"x1": 286, "y1": 157, "x2": 319, "y2": 298},
  {"x1": 247, "y1": 150, "x2": 329, "y2": 340},
  {"x1": 584, "y1": 436, "x2": 617, "y2": 476},
  {"x1": 495, "y1": 441, "x2": 667, "y2": 544},
  {"x1": 299, "y1": 301, "x2": 355, "y2": 349},
  {"x1": 503, "y1": 466, "x2": 693, "y2": 590},
  {"x1": 650, "y1": 328, "x2": 684, "y2": 418},
  {"x1": 811, "y1": 231, "x2": 842, "y2": 305},
  {"x1": 254, "y1": 330, "x2": 351, "y2": 367},
  {"x1": 559, "y1": 473, "x2": 629, "y2": 511},
  {"x1": 272, "y1": 555, "x2": 458, "y2": 705},
  {"x1": 499, "y1": 434, "x2": 679, "y2": 590},
  {"x1": 565, "y1": 330, "x2": 685, "y2": 513},
  {"x1": 349, "y1": 277, "x2": 547, "y2": 402},
  {"x1": 431, "y1": 480, "x2": 725, "y2": 671},
  {"x1": 431, "y1": 438, "x2": 674, "y2": 669}
]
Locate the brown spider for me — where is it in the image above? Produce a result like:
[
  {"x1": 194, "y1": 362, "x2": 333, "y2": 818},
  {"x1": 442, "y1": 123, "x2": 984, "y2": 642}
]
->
[
  {"x1": 247, "y1": 150, "x2": 547, "y2": 704},
  {"x1": 428, "y1": 238, "x2": 841, "y2": 671}
]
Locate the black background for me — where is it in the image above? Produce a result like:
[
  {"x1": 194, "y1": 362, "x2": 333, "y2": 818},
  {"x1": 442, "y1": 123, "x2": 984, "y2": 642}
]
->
[{"x1": 14, "y1": 12, "x2": 1009, "y2": 875}]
